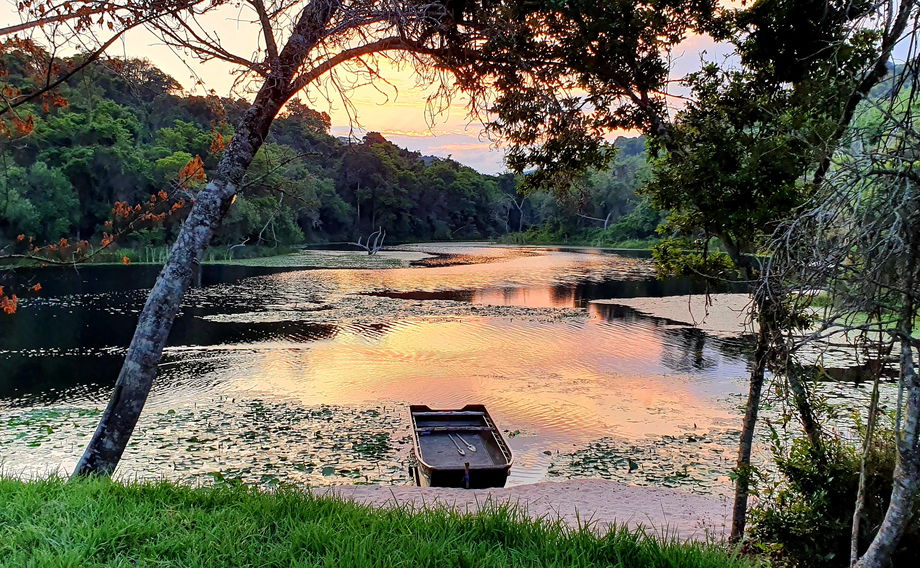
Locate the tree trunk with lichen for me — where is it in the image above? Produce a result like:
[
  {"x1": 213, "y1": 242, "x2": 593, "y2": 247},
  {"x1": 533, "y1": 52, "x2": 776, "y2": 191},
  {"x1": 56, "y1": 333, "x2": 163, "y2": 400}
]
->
[
  {"x1": 856, "y1": 340, "x2": 919, "y2": 568},
  {"x1": 72, "y1": 86, "x2": 289, "y2": 475},
  {"x1": 70, "y1": 0, "x2": 347, "y2": 475}
]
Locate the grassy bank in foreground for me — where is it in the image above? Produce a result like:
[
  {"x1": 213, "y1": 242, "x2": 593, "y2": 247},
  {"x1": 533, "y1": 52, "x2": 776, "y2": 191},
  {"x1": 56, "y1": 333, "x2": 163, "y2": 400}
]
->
[{"x1": 0, "y1": 478, "x2": 755, "y2": 568}]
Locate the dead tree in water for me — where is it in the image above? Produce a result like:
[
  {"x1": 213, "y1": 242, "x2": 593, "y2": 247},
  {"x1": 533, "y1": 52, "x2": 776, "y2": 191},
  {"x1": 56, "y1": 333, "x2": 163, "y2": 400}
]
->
[
  {"x1": 576, "y1": 211, "x2": 613, "y2": 230},
  {"x1": 352, "y1": 227, "x2": 386, "y2": 255},
  {"x1": 508, "y1": 195, "x2": 527, "y2": 232}
]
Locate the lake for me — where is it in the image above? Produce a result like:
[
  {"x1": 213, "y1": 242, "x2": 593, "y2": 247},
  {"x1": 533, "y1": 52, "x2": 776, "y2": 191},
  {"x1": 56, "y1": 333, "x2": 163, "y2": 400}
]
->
[{"x1": 1, "y1": 244, "x2": 765, "y2": 493}]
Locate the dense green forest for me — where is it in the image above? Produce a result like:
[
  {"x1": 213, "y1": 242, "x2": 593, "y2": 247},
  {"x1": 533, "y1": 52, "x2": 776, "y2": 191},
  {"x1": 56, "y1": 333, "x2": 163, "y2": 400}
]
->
[{"x1": 0, "y1": 49, "x2": 655, "y2": 253}]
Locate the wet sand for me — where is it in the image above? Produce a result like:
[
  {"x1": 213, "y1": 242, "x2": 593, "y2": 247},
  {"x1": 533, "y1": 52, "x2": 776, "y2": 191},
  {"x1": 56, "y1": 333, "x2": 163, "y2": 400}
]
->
[{"x1": 316, "y1": 479, "x2": 731, "y2": 540}]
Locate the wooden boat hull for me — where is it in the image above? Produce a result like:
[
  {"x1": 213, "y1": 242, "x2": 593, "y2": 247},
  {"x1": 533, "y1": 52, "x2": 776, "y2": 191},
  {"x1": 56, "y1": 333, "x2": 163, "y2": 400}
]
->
[
  {"x1": 409, "y1": 404, "x2": 513, "y2": 489},
  {"x1": 412, "y1": 464, "x2": 511, "y2": 489}
]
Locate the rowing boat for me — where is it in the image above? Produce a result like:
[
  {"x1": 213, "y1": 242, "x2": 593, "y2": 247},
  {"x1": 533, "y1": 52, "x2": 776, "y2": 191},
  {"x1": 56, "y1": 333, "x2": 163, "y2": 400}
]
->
[{"x1": 408, "y1": 404, "x2": 513, "y2": 488}]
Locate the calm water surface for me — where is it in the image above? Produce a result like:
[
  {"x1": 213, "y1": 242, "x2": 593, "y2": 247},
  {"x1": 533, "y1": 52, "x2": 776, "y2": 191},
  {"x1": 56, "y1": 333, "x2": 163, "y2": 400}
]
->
[{"x1": 1, "y1": 245, "x2": 752, "y2": 492}]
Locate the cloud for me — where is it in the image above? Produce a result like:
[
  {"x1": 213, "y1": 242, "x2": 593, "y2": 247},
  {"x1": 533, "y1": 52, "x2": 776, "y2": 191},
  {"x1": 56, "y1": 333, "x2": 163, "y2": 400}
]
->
[{"x1": 429, "y1": 142, "x2": 494, "y2": 153}]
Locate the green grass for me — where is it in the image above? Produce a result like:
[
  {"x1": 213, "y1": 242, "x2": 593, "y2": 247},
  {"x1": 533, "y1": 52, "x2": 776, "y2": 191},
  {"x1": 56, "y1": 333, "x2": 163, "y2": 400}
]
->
[
  {"x1": 802, "y1": 292, "x2": 920, "y2": 336},
  {"x1": 0, "y1": 477, "x2": 757, "y2": 567}
]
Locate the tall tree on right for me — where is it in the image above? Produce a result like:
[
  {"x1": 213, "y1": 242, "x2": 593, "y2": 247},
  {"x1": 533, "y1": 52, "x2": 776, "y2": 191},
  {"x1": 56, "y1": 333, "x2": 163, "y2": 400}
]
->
[
  {"x1": 640, "y1": 0, "x2": 916, "y2": 542},
  {"x1": 769, "y1": 53, "x2": 920, "y2": 568}
]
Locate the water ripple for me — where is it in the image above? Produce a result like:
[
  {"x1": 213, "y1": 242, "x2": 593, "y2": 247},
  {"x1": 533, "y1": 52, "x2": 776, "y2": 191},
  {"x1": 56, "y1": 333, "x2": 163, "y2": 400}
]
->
[{"x1": 1, "y1": 246, "x2": 755, "y2": 492}]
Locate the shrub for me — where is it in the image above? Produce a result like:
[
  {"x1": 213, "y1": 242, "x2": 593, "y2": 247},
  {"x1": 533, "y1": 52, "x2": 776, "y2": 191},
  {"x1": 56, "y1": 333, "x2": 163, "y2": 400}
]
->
[{"x1": 750, "y1": 424, "x2": 919, "y2": 567}]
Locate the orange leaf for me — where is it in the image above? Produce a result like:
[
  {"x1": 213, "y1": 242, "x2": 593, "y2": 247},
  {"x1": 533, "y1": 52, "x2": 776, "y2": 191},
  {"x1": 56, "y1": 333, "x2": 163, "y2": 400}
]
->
[
  {"x1": 209, "y1": 132, "x2": 228, "y2": 153},
  {"x1": 12, "y1": 115, "x2": 34, "y2": 135},
  {"x1": 178, "y1": 155, "x2": 207, "y2": 188},
  {"x1": 1, "y1": 294, "x2": 18, "y2": 315},
  {"x1": 122, "y1": 256, "x2": 131, "y2": 265}
]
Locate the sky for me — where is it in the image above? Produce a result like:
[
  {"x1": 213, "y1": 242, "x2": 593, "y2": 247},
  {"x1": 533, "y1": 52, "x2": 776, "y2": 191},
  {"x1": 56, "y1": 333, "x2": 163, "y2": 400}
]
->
[{"x1": 0, "y1": 3, "x2": 734, "y2": 174}]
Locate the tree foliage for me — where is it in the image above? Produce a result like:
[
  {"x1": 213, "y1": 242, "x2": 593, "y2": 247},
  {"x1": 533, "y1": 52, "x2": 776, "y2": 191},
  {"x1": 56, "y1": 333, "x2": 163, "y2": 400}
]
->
[
  {"x1": 645, "y1": 1, "x2": 881, "y2": 275},
  {"x1": 0, "y1": 48, "x2": 657, "y2": 249},
  {"x1": 473, "y1": 0, "x2": 718, "y2": 193}
]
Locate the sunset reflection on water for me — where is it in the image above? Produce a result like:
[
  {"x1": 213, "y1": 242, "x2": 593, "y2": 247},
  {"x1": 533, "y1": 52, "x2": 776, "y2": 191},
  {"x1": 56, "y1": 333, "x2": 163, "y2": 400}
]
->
[
  {"x1": 1, "y1": 246, "x2": 751, "y2": 487},
  {"x1": 219, "y1": 261, "x2": 750, "y2": 482},
  {"x1": 233, "y1": 310, "x2": 746, "y2": 437}
]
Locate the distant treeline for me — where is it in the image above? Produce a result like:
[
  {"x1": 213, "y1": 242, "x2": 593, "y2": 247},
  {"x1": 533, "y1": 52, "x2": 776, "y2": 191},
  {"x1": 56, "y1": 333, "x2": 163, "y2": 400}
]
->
[{"x1": 0, "y1": 49, "x2": 658, "y2": 250}]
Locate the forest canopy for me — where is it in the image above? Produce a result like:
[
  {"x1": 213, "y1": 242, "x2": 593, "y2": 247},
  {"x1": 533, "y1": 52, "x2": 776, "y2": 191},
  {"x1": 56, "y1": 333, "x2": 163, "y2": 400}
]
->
[{"x1": 0, "y1": 46, "x2": 653, "y2": 252}]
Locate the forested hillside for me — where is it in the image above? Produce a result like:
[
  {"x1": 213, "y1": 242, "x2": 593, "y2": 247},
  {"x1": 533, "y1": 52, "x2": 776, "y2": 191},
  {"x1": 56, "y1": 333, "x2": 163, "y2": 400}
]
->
[{"x1": 0, "y1": 48, "x2": 654, "y2": 251}]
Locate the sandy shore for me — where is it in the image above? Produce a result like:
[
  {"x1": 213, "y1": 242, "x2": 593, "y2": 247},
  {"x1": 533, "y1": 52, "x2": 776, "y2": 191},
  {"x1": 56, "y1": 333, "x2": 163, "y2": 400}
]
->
[
  {"x1": 592, "y1": 293, "x2": 754, "y2": 337},
  {"x1": 314, "y1": 480, "x2": 731, "y2": 540}
]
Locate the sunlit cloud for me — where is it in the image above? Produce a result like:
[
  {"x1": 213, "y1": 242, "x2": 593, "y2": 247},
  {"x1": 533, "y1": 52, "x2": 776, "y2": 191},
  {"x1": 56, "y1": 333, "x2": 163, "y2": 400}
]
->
[
  {"x1": 429, "y1": 142, "x2": 493, "y2": 153},
  {"x1": 329, "y1": 122, "x2": 507, "y2": 174},
  {"x1": 391, "y1": 133, "x2": 506, "y2": 174}
]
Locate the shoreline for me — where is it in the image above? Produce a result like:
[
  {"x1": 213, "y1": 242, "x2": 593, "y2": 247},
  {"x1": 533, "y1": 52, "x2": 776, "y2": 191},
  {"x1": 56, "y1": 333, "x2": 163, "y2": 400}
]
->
[
  {"x1": 314, "y1": 478, "x2": 731, "y2": 540},
  {"x1": 0, "y1": 476, "x2": 751, "y2": 567}
]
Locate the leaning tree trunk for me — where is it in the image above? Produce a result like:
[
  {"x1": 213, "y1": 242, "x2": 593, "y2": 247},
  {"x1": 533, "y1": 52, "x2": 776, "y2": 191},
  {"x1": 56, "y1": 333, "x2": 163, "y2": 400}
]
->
[
  {"x1": 730, "y1": 302, "x2": 770, "y2": 541},
  {"x1": 856, "y1": 337, "x2": 919, "y2": 567},
  {"x1": 72, "y1": 83, "x2": 290, "y2": 476},
  {"x1": 788, "y1": 367, "x2": 822, "y2": 448},
  {"x1": 855, "y1": 242, "x2": 919, "y2": 568},
  {"x1": 70, "y1": 0, "x2": 350, "y2": 477}
]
